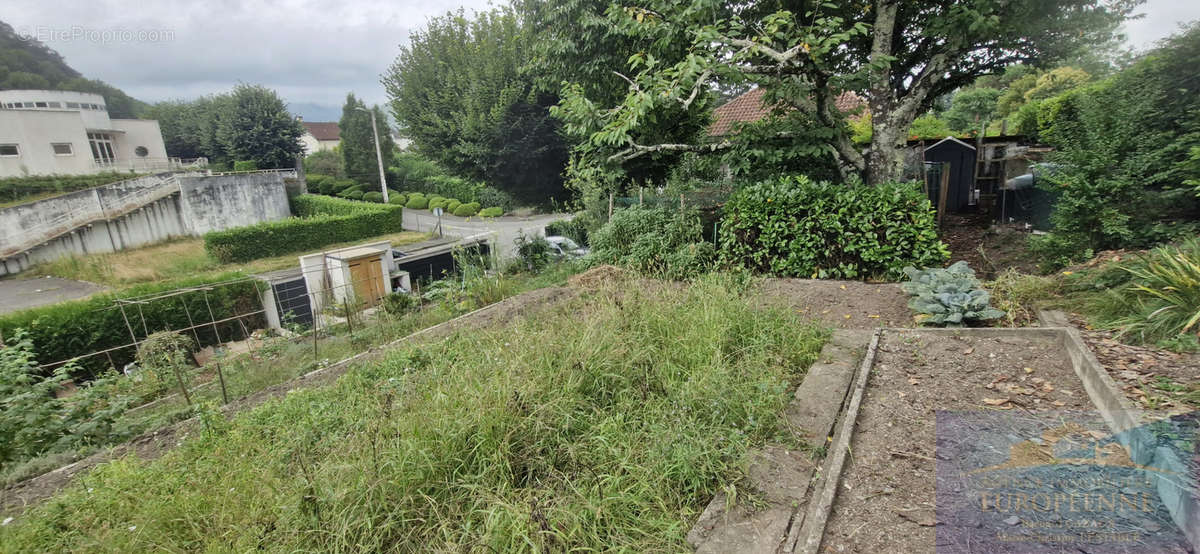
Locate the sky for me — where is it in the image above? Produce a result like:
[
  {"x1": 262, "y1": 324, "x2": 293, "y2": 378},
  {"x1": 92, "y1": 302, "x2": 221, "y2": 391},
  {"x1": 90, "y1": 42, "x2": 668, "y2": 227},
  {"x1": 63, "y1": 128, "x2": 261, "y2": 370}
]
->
[{"x1": 4, "y1": 0, "x2": 1199, "y2": 123}]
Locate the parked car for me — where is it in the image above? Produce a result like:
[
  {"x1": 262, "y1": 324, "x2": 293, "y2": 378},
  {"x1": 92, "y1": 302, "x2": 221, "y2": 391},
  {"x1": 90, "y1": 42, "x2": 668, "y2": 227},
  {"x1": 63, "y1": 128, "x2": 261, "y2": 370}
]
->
[{"x1": 546, "y1": 236, "x2": 589, "y2": 259}]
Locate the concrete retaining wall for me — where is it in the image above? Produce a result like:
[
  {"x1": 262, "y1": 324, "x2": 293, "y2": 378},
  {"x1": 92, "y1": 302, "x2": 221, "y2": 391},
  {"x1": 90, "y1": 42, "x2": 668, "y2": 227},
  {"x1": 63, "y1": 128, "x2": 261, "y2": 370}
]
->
[{"x1": 0, "y1": 172, "x2": 291, "y2": 276}]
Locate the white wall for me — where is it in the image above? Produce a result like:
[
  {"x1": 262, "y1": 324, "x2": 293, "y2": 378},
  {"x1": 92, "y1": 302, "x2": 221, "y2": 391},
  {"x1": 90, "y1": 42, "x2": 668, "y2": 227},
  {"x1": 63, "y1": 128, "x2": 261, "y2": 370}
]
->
[
  {"x1": 176, "y1": 173, "x2": 292, "y2": 235},
  {"x1": 112, "y1": 119, "x2": 169, "y2": 168},
  {"x1": 0, "y1": 111, "x2": 96, "y2": 177},
  {"x1": 298, "y1": 241, "x2": 393, "y2": 318}
]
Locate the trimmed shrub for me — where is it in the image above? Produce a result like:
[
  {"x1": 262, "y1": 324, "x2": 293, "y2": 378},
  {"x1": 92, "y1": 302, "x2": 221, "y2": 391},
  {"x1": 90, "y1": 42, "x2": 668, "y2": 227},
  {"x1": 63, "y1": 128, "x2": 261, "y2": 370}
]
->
[
  {"x1": 406, "y1": 196, "x2": 430, "y2": 209},
  {"x1": 719, "y1": 176, "x2": 948, "y2": 280},
  {"x1": 0, "y1": 172, "x2": 133, "y2": 204},
  {"x1": 591, "y1": 207, "x2": 714, "y2": 279},
  {"x1": 446, "y1": 199, "x2": 463, "y2": 212},
  {"x1": 333, "y1": 179, "x2": 357, "y2": 193},
  {"x1": 362, "y1": 191, "x2": 384, "y2": 203},
  {"x1": 428, "y1": 197, "x2": 450, "y2": 211},
  {"x1": 0, "y1": 273, "x2": 262, "y2": 376},
  {"x1": 205, "y1": 195, "x2": 403, "y2": 263},
  {"x1": 479, "y1": 207, "x2": 503, "y2": 218},
  {"x1": 389, "y1": 194, "x2": 408, "y2": 205},
  {"x1": 452, "y1": 203, "x2": 479, "y2": 217},
  {"x1": 465, "y1": 202, "x2": 480, "y2": 211},
  {"x1": 233, "y1": 160, "x2": 258, "y2": 172},
  {"x1": 342, "y1": 190, "x2": 364, "y2": 200}
]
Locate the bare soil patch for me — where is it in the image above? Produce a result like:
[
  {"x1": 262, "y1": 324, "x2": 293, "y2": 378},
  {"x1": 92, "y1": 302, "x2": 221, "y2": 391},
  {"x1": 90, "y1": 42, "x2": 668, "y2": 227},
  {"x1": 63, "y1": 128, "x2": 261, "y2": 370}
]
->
[
  {"x1": 1068, "y1": 314, "x2": 1200, "y2": 412},
  {"x1": 756, "y1": 278, "x2": 910, "y2": 329},
  {"x1": 821, "y1": 330, "x2": 1188, "y2": 553},
  {"x1": 941, "y1": 214, "x2": 1041, "y2": 278},
  {"x1": 0, "y1": 285, "x2": 574, "y2": 516}
]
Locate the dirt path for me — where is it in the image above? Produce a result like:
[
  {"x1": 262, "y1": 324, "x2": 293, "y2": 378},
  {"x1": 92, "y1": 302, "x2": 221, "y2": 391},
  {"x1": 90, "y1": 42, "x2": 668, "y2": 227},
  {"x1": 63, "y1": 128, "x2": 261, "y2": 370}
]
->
[
  {"x1": 821, "y1": 330, "x2": 1189, "y2": 553},
  {"x1": 0, "y1": 286, "x2": 574, "y2": 517},
  {"x1": 756, "y1": 278, "x2": 911, "y2": 329}
]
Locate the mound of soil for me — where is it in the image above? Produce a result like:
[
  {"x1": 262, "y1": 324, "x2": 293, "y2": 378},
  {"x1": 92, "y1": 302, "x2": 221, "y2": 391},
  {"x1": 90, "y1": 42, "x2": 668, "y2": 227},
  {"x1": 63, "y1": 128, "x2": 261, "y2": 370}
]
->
[
  {"x1": 756, "y1": 279, "x2": 911, "y2": 329},
  {"x1": 941, "y1": 214, "x2": 1040, "y2": 279},
  {"x1": 568, "y1": 264, "x2": 630, "y2": 290}
]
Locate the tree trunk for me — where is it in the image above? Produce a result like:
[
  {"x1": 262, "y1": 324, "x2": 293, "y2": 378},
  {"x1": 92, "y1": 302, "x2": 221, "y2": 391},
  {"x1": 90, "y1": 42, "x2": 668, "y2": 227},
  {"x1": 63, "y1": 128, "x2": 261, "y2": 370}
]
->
[
  {"x1": 864, "y1": 1, "x2": 904, "y2": 185},
  {"x1": 865, "y1": 124, "x2": 905, "y2": 185}
]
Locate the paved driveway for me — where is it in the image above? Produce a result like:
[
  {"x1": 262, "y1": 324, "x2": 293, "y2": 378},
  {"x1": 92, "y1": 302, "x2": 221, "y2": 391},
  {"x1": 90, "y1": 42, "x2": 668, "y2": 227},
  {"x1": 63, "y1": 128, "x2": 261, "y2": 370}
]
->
[
  {"x1": 0, "y1": 276, "x2": 106, "y2": 315},
  {"x1": 401, "y1": 209, "x2": 569, "y2": 259}
]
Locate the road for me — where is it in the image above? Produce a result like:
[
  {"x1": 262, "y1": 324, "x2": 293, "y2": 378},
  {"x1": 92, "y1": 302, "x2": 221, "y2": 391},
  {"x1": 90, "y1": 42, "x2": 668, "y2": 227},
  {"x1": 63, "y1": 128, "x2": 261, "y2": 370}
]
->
[
  {"x1": 401, "y1": 208, "x2": 569, "y2": 259},
  {"x1": 0, "y1": 276, "x2": 106, "y2": 315}
]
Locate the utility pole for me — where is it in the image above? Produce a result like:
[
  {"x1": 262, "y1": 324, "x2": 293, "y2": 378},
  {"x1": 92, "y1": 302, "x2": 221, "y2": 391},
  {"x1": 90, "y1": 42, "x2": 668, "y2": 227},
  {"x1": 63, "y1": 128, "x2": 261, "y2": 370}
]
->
[{"x1": 356, "y1": 106, "x2": 389, "y2": 203}]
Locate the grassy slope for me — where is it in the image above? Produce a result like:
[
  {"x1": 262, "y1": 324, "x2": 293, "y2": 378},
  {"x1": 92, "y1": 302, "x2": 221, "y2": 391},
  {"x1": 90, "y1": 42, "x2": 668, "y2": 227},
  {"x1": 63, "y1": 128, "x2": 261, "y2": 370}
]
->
[
  {"x1": 0, "y1": 276, "x2": 827, "y2": 551},
  {"x1": 18, "y1": 231, "x2": 429, "y2": 287}
]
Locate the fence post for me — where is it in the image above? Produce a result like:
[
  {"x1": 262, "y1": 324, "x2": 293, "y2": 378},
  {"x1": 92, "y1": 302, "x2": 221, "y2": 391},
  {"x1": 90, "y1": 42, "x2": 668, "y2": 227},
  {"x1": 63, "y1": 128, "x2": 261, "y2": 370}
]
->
[
  {"x1": 608, "y1": 192, "x2": 614, "y2": 219},
  {"x1": 215, "y1": 361, "x2": 229, "y2": 404}
]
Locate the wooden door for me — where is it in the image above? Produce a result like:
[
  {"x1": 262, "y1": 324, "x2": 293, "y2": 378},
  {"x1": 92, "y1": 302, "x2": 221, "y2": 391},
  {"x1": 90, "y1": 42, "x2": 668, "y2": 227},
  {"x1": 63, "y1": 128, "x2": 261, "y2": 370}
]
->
[{"x1": 348, "y1": 256, "x2": 385, "y2": 307}]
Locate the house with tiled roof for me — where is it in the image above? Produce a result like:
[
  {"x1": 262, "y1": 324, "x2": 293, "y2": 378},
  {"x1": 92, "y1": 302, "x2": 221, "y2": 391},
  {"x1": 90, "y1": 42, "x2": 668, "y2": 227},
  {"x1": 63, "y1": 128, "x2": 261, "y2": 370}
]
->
[
  {"x1": 708, "y1": 88, "x2": 867, "y2": 137},
  {"x1": 299, "y1": 121, "x2": 340, "y2": 154}
]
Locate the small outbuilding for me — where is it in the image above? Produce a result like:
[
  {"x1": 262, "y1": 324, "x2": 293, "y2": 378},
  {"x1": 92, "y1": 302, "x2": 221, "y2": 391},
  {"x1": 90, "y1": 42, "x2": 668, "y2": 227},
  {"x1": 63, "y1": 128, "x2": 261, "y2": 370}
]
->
[{"x1": 922, "y1": 136, "x2": 978, "y2": 214}]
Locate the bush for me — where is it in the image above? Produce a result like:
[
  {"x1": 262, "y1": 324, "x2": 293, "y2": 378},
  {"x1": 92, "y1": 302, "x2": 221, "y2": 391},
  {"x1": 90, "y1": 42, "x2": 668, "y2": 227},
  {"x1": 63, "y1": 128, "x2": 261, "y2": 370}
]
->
[
  {"x1": 591, "y1": 207, "x2": 714, "y2": 279},
  {"x1": 546, "y1": 217, "x2": 589, "y2": 246},
  {"x1": 452, "y1": 203, "x2": 479, "y2": 217},
  {"x1": 425, "y1": 175, "x2": 482, "y2": 202},
  {"x1": 362, "y1": 191, "x2": 384, "y2": 203},
  {"x1": 446, "y1": 199, "x2": 462, "y2": 212},
  {"x1": 719, "y1": 176, "x2": 948, "y2": 280},
  {"x1": 477, "y1": 186, "x2": 516, "y2": 211},
  {"x1": 428, "y1": 197, "x2": 450, "y2": 211},
  {"x1": 478, "y1": 207, "x2": 503, "y2": 217},
  {"x1": 901, "y1": 262, "x2": 1006, "y2": 326},
  {"x1": 233, "y1": 160, "x2": 258, "y2": 172},
  {"x1": 333, "y1": 179, "x2": 357, "y2": 193},
  {"x1": 341, "y1": 190, "x2": 364, "y2": 200},
  {"x1": 205, "y1": 195, "x2": 403, "y2": 263},
  {"x1": 0, "y1": 172, "x2": 139, "y2": 204},
  {"x1": 381, "y1": 292, "x2": 419, "y2": 316},
  {"x1": 388, "y1": 194, "x2": 408, "y2": 205},
  {"x1": 514, "y1": 233, "x2": 552, "y2": 272},
  {"x1": 0, "y1": 273, "x2": 261, "y2": 376},
  {"x1": 406, "y1": 196, "x2": 430, "y2": 209}
]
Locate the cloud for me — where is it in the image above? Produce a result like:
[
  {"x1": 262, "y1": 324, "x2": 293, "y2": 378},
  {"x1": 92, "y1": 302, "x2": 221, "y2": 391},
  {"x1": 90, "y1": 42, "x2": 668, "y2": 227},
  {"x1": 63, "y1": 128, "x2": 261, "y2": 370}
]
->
[
  {"x1": 1122, "y1": 0, "x2": 1200, "y2": 50},
  {"x1": 4, "y1": 0, "x2": 491, "y2": 119}
]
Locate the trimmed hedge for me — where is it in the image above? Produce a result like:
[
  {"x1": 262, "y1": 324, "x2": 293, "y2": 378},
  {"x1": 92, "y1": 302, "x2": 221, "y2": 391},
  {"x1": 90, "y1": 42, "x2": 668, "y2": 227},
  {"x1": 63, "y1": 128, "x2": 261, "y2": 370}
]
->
[
  {"x1": 0, "y1": 172, "x2": 136, "y2": 204},
  {"x1": 389, "y1": 194, "x2": 408, "y2": 205},
  {"x1": 341, "y1": 190, "x2": 364, "y2": 200},
  {"x1": 719, "y1": 176, "x2": 948, "y2": 280},
  {"x1": 446, "y1": 199, "x2": 462, "y2": 212},
  {"x1": 0, "y1": 273, "x2": 263, "y2": 376},
  {"x1": 205, "y1": 195, "x2": 403, "y2": 263},
  {"x1": 479, "y1": 207, "x2": 503, "y2": 217},
  {"x1": 429, "y1": 197, "x2": 450, "y2": 211},
  {"x1": 453, "y1": 203, "x2": 480, "y2": 217},
  {"x1": 362, "y1": 191, "x2": 384, "y2": 203},
  {"x1": 406, "y1": 196, "x2": 430, "y2": 209}
]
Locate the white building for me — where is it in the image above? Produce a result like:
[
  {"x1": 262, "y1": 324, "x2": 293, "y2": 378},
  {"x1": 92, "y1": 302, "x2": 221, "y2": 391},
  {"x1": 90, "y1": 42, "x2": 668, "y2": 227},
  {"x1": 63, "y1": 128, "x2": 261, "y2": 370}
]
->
[
  {"x1": 0, "y1": 90, "x2": 193, "y2": 178},
  {"x1": 299, "y1": 121, "x2": 340, "y2": 155}
]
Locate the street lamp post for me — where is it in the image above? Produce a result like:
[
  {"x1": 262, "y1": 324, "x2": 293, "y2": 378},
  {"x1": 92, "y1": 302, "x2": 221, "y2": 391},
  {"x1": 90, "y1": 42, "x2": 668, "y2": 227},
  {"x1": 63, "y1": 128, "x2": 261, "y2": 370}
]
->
[{"x1": 355, "y1": 106, "x2": 389, "y2": 204}]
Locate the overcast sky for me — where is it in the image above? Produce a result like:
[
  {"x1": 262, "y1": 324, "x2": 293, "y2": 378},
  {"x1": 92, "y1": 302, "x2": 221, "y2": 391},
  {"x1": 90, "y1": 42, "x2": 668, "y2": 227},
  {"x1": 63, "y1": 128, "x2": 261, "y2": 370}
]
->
[{"x1": 5, "y1": 0, "x2": 1199, "y2": 122}]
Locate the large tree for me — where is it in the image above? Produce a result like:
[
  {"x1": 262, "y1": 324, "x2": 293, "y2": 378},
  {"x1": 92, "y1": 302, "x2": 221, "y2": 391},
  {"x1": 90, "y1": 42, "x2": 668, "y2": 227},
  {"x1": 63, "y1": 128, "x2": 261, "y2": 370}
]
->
[
  {"x1": 217, "y1": 84, "x2": 304, "y2": 169},
  {"x1": 384, "y1": 8, "x2": 569, "y2": 205},
  {"x1": 338, "y1": 93, "x2": 395, "y2": 187},
  {"x1": 553, "y1": 0, "x2": 1138, "y2": 185}
]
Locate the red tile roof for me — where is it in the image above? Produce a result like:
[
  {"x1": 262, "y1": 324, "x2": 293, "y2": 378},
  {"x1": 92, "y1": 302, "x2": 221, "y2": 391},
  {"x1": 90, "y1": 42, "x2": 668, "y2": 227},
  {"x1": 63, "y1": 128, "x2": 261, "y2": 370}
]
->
[
  {"x1": 302, "y1": 122, "x2": 341, "y2": 142},
  {"x1": 708, "y1": 88, "x2": 867, "y2": 137}
]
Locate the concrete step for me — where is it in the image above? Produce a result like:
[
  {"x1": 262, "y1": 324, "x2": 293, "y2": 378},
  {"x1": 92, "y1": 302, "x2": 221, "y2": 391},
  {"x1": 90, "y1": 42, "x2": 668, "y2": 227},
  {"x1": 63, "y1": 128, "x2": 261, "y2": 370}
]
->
[{"x1": 687, "y1": 329, "x2": 871, "y2": 553}]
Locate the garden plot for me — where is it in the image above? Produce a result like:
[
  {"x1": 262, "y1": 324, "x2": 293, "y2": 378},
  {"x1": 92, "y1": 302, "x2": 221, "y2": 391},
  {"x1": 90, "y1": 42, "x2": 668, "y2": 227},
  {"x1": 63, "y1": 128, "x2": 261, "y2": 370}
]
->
[{"x1": 820, "y1": 330, "x2": 1192, "y2": 553}]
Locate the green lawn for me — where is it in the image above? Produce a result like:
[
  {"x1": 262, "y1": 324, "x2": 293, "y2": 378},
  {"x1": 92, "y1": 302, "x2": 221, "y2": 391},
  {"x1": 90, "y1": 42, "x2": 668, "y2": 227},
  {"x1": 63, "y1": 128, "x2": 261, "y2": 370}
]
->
[{"x1": 0, "y1": 275, "x2": 828, "y2": 552}]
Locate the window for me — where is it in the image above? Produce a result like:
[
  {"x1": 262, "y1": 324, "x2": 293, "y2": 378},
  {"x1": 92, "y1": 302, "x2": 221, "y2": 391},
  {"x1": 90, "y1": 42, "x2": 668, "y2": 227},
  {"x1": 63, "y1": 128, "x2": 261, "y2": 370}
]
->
[
  {"x1": 47, "y1": 102, "x2": 62, "y2": 109},
  {"x1": 0, "y1": 144, "x2": 19, "y2": 157},
  {"x1": 88, "y1": 133, "x2": 115, "y2": 164},
  {"x1": 52, "y1": 143, "x2": 73, "y2": 156},
  {"x1": 34, "y1": 102, "x2": 48, "y2": 108},
  {"x1": 65, "y1": 102, "x2": 80, "y2": 109},
  {"x1": 134, "y1": 146, "x2": 149, "y2": 157}
]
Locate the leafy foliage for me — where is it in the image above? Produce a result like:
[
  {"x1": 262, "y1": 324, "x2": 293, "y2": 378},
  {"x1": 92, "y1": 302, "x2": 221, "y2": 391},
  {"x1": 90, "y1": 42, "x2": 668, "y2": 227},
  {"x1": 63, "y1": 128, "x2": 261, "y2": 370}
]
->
[
  {"x1": 901, "y1": 262, "x2": 1006, "y2": 326},
  {"x1": 303, "y1": 150, "x2": 341, "y2": 177},
  {"x1": 719, "y1": 176, "x2": 948, "y2": 280},
  {"x1": 478, "y1": 207, "x2": 503, "y2": 217},
  {"x1": 944, "y1": 88, "x2": 1001, "y2": 133},
  {"x1": 591, "y1": 207, "x2": 714, "y2": 279},
  {"x1": 546, "y1": 218, "x2": 590, "y2": 246},
  {"x1": 0, "y1": 172, "x2": 136, "y2": 204},
  {"x1": 144, "y1": 84, "x2": 303, "y2": 167},
  {"x1": 204, "y1": 195, "x2": 403, "y2": 263},
  {"x1": 451, "y1": 203, "x2": 478, "y2": 217},
  {"x1": 1032, "y1": 24, "x2": 1200, "y2": 265},
  {"x1": 385, "y1": 8, "x2": 568, "y2": 205},
  {"x1": 339, "y1": 94, "x2": 395, "y2": 187},
  {"x1": 514, "y1": 233, "x2": 552, "y2": 272}
]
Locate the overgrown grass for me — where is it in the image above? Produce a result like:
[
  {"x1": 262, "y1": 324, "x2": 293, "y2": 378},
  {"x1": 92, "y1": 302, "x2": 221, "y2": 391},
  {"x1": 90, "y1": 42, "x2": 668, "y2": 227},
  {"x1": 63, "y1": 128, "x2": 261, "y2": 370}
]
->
[
  {"x1": 0, "y1": 275, "x2": 828, "y2": 551},
  {"x1": 19, "y1": 231, "x2": 428, "y2": 287},
  {"x1": 986, "y1": 269, "x2": 1063, "y2": 327},
  {"x1": 1065, "y1": 237, "x2": 1200, "y2": 348}
]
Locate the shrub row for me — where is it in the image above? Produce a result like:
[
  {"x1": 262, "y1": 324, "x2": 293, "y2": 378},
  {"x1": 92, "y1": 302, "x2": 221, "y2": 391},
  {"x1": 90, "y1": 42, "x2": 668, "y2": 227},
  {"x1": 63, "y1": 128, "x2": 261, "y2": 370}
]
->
[
  {"x1": 0, "y1": 172, "x2": 136, "y2": 204},
  {"x1": 0, "y1": 273, "x2": 262, "y2": 377},
  {"x1": 719, "y1": 176, "x2": 948, "y2": 280},
  {"x1": 206, "y1": 195, "x2": 403, "y2": 263}
]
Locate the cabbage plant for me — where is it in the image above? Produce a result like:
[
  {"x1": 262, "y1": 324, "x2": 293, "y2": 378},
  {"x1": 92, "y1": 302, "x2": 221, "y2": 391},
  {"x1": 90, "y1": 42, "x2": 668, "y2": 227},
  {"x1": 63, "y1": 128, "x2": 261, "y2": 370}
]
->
[{"x1": 901, "y1": 261, "x2": 1005, "y2": 326}]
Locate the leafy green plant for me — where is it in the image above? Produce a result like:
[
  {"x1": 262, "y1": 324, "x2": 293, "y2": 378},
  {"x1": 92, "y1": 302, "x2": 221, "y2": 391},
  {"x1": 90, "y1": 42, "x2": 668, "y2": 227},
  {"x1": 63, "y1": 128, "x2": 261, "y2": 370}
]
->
[
  {"x1": 381, "y1": 292, "x2": 419, "y2": 316},
  {"x1": 514, "y1": 232, "x2": 551, "y2": 272},
  {"x1": 232, "y1": 160, "x2": 258, "y2": 172},
  {"x1": 546, "y1": 217, "x2": 589, "y2": 246},
  {"x1": 388, "y1": 193, "x2": 408, "y2": 205},
  {"x1": 406, "y1": 196, "x2": 429, "y2": 209},
  {"x1": 901, "y1": 262, "x2": 1006, "y2": 326},
  {"x1": 0, "y1": 172, "x2": 134, "y2": 205},
  {"x1": 719, "y1": 176, "x2": 948, "y2": 281},
  {"x1": 478, "y1": 206, "x2": 503, "y2": 217},
  {"x1": 452, "y1": 203, "x2": 479, "y2": 217},
  {"x1": 1108, "y1": 238, "x2": 1200, "y2": 343},
  {"x1": 361, "y1": 191, "x2": 384, "y2": 203},
  {"x1": 591, "y1": 207, "x2": 713, "y2": 279}
]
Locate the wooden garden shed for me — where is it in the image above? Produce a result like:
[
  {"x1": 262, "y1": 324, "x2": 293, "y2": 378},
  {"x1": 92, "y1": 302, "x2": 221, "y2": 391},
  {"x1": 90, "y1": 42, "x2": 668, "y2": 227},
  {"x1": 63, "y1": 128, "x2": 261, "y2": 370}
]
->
[{"x1": 923, "y1": 136, "x2": 977, "y2": 213}]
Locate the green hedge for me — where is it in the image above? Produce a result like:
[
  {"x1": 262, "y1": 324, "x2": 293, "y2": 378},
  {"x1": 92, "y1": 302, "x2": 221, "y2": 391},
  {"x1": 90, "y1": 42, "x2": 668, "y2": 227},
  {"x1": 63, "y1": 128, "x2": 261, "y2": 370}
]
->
[
  {"x1": 479, "y1": 207, "x2": 503, "y2": 217},
  {"x1": 233, "y1": 160, "x2": 258, "y2": 171},
  {"x1": 719, "y1": 176, "x2": 948, "y2": 280},
  {"x1": 0, "y1": 273, "x2": 263, "y2": 376},
  {"x1": 362, "y1": 191, "x2": 384, "y2": 203},
  {"x1": 446, "y1": 199, "x2": 462, "y2": 212},
  {"x1": 205, "y1": 195, "x2": 403, "y2": 263},
  {"x1": 406, "y1": 196, "x2": 430, "y2": 209},
  {"x1": 453, "y1": 203, "x2": 479, "y2": 217},
  {"x1": 0, "y1": 173, "x2": 136, "y2": 204},
  {"x1": 388, "y1": 194, "x2": 408, "y2": 205}
]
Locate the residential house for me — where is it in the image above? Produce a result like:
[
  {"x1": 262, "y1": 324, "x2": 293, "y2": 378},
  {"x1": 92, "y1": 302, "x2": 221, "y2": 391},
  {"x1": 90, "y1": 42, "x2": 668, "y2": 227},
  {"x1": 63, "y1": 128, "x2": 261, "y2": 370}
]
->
[
  {"x1": 299, "y1": 121, "x2": 340, "y2": 154},
  {"x1": 708, "y1": 87, "x2": 867, "y2": 137},
  {"x1": 0, "y1": 90, "x2": 181, "y2": 178}
]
